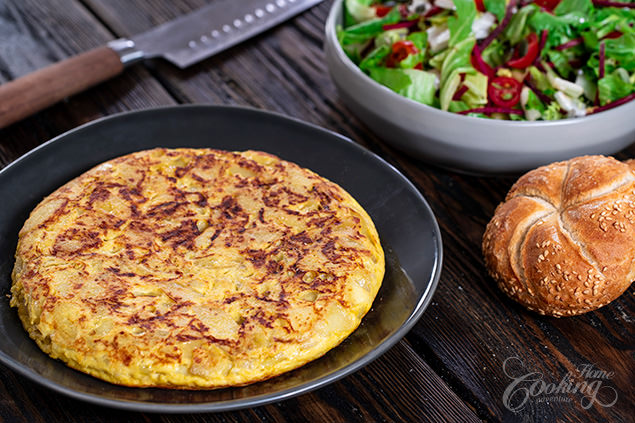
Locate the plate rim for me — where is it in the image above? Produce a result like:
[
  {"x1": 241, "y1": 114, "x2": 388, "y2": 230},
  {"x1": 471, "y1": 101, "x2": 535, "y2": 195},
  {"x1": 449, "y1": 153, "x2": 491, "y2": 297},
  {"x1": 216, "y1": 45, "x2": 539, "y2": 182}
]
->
[{"x1": 0, "y1": 105, "x2": 443, "y2": 413}]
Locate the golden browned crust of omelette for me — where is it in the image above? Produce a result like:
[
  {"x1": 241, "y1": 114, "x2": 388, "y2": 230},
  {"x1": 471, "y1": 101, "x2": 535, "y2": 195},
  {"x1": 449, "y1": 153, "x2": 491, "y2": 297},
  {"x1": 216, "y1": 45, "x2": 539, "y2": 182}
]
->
[{"x1": 10, "y1": 148, "x2": 384, "y2": 388}]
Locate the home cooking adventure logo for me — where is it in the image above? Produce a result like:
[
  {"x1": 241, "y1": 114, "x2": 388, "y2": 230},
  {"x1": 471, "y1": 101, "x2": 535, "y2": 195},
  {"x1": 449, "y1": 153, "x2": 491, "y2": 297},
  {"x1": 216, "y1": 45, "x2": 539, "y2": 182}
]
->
[{"x1": 501, "y1": 356, "x2": 618, "y2": 412}]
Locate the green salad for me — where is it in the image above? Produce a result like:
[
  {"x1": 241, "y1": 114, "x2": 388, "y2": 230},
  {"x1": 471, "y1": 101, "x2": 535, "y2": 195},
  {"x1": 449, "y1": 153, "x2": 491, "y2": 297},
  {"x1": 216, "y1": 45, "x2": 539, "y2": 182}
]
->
[{"x1": 338, "y1": 0, "x2": 635, "y2": 120}]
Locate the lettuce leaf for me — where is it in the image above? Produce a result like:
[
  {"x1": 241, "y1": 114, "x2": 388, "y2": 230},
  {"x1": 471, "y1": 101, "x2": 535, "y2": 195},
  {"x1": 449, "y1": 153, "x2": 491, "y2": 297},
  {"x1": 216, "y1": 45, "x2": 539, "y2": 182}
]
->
[
  {"x1": 399, "y1": 31, "x2": 429, "y2": 69},
  {"x1": 598, "y1": 71, "x2": 635, "y2": 105},
  {"x1": 484, "y1": 0, "x2": 506, "y2": 21},
  {"x1": 359, "y1": 45, "x2": 391, "y2": 71},
  {"x1": 529, "y1": 66, "x2": 552, "y2": 93},
  {"x1": 462, "y1": 73, "x2": 489, "y2": 107},
  {"x1": 543, "y1": 101, "x2": 564, "y2": 120},
  {"x1": 448, "y1": 0, "x2": 477, "y2": 47},
  {"x1": 408, "y1": 31, "x2": 428, "y2": 51},
  {"x1": 439, "y1": 37, "x2": 476, "y2": 110},
  {"x1": 529, "y1": 10, "x2": 586, "y2": 34},
  {"x1": 338, "y1": 8, "x2": 402, "y2": 62},
  {"x1": 575, "y1": 69, "x2": 597, "y2": 100},
  {"x1": 337, "y1": 27, "x2": 371, "y2": 63},
  {"x1": 526, "y1": 89, "x2": 546, "y2": 113},
  {"x1": 440, "y1": 37, "x2": 476, "y2": 84},
  {"x1": 369, "y1": 68, "x2": 438, "y2": 105},
  {"x1": 429, "y1": 48, "x2": 451, "y2": 71},
  {"x1": 375, "y1": 28, "x2": 409, "y2": 48},
  {"x1": 481, "y1": 39, "x2": 508, "y2": 68},
  {"x1": 605, "y1": 33, "x2": 635, "y2": 72},
  {"x1": 589, "y1": 9, "x2": 635, "y2": 39},
  {"x1": 345, "y1": 0, "x2": 376, "y2": 24},
  {"x1": 553, "y1": 0, "x2": 592, "y2": 18},
  {"x1": 547, "y1": 49, "x2": 574, "y2": 79},
  {"x1": 341, "y1": 8, "x2": 401, "y2": 37},
  {"x1": 448, "y1": 101, "x2": 471, "y2": 113},
  {"x1": 440, "y1": 70, "x2": 462, "y2": 110},
  {"x1": 504, "y1": 5, "x2": 536, "y2": 45}
]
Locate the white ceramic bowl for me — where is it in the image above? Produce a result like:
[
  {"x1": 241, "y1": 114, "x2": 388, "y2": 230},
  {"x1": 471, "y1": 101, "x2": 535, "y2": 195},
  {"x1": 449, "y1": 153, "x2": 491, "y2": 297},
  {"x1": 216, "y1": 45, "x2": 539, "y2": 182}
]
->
[{"x1": 324, "y1": 0, "x2": 635, "y2": 174}]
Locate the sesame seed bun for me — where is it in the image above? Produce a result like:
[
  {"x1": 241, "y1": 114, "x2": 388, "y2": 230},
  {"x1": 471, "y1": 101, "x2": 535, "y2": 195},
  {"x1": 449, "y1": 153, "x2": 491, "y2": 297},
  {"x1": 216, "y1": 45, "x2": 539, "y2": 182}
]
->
[{"x1": 482, "y1": 156, "x2": 635, "y2": 317}]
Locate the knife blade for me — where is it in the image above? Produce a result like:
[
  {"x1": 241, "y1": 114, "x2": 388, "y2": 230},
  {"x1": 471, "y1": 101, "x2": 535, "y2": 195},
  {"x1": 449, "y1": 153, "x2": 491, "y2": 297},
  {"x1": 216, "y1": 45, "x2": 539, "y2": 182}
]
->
[
  {"x1": 110, "y1": 0, "x2": 324, "y2": 69},
  {"x1": 0, "y1": 0, "x2": 323, "y2": 129}
]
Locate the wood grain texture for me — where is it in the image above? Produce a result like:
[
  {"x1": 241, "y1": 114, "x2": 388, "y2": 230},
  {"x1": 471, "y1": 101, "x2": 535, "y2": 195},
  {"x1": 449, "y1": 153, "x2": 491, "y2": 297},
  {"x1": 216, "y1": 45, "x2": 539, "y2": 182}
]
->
[
  {"x1": 78, "y1": 2, "x2": 635, "y2": 420},
  {"x1": 404, "y1": 165, "x2": 635, "y2": 422},
  {"x1": 0, "y1": 0, "x2": 633, "y2": 422},
  {"x1": 0, "y1": 0, "x2": 175, "y2": 168},
  {"x1": 0, "y1": 341, "x2": 480, "y2": 423},
  {"x1": 82, "y1": 0, "x2": 362, "y2": 137}
]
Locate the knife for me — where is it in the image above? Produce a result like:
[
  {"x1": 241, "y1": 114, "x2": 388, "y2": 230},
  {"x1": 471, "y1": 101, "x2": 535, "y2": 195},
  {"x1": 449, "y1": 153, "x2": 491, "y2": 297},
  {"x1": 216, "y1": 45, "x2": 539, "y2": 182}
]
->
[{"x1": 0, "y1": 0, "x2": 323, "y2": 129}]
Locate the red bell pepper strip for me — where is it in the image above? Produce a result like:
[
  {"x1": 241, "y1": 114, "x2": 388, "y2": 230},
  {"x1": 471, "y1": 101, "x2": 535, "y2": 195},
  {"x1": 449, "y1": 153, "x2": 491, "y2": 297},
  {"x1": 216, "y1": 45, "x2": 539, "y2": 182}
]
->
[
  {"x1": 385, "y1": 40, "x2": 419, "y2": 68},
  {"x1": 373, "y1": 5, "x2": 393, "y2": 17},
  {"x1": 534, "y1": 0, "x2": 561, "y2": 10},
  {"x1": 602, "y1": 30, "x2": 622, "y2": 39},
  {"x1": 507, "y1": 33, "x2": 539, "y2": 69},
  {"x1": 474, "y1": 0, "x2": 486, "y2": 12}
]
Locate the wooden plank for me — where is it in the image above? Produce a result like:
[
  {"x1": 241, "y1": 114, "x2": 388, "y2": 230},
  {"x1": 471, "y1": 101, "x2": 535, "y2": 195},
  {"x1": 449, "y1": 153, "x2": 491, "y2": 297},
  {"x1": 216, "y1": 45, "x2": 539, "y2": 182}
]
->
[
  {"x1": 0, "y1": 0, "x2": 175, "y2": 169},
  {"x1": 0, "y1": 1, "x2": 482, "y2": 421},
  {"x1": 3, "y1": 0, "x2": 633, "y2": 421},
  {"x1": 0, "y1": 340, "x2": 480, "y2": 422},
  {"x1": 76, "y1": 0, "x2": 635, "y2": 421},
  {"x1": 403, "y1": 158, "x2": 635, "y2": 422},
  {"x1": 81, "y1": 0, "x2": 376, "y2": 148}
]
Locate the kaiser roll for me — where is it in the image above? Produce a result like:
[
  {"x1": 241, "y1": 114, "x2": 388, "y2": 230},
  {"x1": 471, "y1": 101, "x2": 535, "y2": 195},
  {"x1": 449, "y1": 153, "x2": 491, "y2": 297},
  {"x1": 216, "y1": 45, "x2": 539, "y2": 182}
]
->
[{"x1": 482, "y1": 155, "x2": 635, "y2": 317}]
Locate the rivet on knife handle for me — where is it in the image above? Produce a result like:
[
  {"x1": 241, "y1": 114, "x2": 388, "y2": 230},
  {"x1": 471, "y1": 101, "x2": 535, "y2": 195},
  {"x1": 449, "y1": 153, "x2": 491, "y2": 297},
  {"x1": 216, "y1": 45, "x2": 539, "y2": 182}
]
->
[{"x1": 108, "y1": 39, "x2": 144, "y2": 66}]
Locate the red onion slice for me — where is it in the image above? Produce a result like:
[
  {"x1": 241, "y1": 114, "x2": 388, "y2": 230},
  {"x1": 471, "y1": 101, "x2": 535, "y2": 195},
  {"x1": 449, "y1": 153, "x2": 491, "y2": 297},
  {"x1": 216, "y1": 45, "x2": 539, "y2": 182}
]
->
[
  {"x1": 452, "y1": 85, "x2": 470, "y2": 101},
  {"x1": 554, "y1": 37, "x2": 584, "y2": 51},
  {"x1": 533, "y1": 29, "x2": 549, "y2": 66},
  {"x1": 524, "y1": 77, "x2": 553, "y2": 105},
  {"x1": 592, "y1": 0, "x2": 635, "y2": 8},
  {"x1": 382, "y1": 20, "x2": 420, "y2": 31},
  {"x1": 480, "y1": 0, "x2": 518, "y2": 50},
  {"x1": 589, "y1": 93, "x2": 635, "y2": 114},
  {"x1": 599, "y1": 42, "x2": 606, "y2": 79}
]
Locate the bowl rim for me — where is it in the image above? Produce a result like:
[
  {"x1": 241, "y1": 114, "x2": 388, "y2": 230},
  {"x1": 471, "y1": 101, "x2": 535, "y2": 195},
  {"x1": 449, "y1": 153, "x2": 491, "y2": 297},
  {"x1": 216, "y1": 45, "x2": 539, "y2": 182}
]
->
[{"x1": 325, "y1": 0, "x2": 635, "y2": 129}]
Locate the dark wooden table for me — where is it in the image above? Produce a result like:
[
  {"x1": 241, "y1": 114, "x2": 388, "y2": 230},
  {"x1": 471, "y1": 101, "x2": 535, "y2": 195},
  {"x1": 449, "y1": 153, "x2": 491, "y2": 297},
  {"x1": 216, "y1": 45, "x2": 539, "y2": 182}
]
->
[{"x1": 0, "y1": 1, "x2": 633, "y2": 422}]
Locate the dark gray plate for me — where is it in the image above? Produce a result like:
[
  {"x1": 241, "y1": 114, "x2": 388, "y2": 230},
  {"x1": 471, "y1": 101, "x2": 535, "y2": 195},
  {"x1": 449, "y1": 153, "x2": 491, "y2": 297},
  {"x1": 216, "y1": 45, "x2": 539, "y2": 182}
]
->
[{"x1": 0, "y1": 106, "x2": 442, "y2": 413}]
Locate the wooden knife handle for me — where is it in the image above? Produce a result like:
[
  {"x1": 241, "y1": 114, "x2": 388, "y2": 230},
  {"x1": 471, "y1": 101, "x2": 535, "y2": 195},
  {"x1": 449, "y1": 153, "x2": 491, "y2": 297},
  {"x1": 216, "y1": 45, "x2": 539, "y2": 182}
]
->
[{"x1": 0, "y1": 46, "x2": 124, "y2": 129}]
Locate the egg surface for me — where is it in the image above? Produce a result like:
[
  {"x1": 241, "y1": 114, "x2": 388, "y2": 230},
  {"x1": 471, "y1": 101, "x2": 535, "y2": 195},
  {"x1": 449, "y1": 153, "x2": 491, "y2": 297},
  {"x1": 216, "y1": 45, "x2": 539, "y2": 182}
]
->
[{"x1": 11, "y1": 148, "x2": 384, "y2": 388}]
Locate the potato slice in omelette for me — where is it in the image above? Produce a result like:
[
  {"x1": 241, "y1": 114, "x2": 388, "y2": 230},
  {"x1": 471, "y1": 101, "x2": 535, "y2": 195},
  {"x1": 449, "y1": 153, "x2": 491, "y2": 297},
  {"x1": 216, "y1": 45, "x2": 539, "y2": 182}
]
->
[{"x1": 10, "y1": 148, "x2": 384, "y2": 388}]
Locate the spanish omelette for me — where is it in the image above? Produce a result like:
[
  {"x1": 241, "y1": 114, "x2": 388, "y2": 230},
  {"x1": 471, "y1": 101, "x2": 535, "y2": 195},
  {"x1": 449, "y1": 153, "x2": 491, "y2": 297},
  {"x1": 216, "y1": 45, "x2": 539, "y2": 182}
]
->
[{"x1": 10, "y1": 148, "x2": 385, "y2": 388}]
